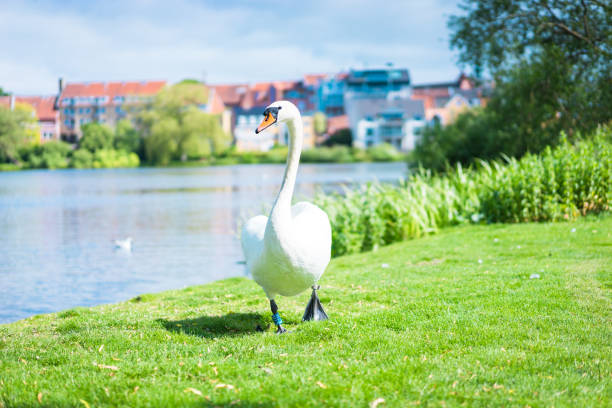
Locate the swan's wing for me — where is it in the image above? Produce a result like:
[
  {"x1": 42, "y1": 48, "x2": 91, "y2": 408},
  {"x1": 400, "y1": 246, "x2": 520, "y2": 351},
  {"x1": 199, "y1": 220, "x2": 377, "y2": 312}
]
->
[
  {"x1": 240, "y1": 215, "x2": 268, "y2": 270},
  {"x1": 291, "y1": 201, "x2": 332, "y2": 271}
]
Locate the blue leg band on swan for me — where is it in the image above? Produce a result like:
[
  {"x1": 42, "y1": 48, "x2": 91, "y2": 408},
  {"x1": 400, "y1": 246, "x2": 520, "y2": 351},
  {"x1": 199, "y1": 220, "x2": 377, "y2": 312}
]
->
[{"x1": 272, "y1": 313, "x2": 283, "y2": 326}]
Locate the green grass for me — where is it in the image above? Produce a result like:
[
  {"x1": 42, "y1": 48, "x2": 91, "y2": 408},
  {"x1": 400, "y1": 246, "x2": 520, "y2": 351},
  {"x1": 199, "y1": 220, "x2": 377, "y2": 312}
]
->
[{"x1": 1, "y1": 217, "x2": 611, "y2": 407}]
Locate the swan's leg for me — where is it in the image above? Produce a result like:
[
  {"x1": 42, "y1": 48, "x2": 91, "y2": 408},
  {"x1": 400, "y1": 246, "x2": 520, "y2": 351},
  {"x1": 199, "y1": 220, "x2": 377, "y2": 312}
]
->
[
  {"x1": 302, "y1": 285, "x2": 329, "y2": 321},
  {"x1": 270, "y1": 299, "x2": 287, "y2": 334}
]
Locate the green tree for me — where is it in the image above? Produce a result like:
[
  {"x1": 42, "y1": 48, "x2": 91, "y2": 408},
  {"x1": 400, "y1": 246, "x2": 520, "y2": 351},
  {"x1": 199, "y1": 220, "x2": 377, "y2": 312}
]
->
[
  {"x1": 145, "y1": 117, "x2": 179, "y2": 165},
  {"x1": 79, "y1": 123, "x2": 114, "y2": 152},
  {"x1": 412, "y1": 109, "x2": 494, "y2": 171},
  {"x1": 113, "y1": 119, "x2": 141, "y2": 154},
  {"x1": 323, "y1": 128, "x2": 352, "y2": 147},
  {"x1": 0, "y1": 87, "x2": 9, "y2": 96},
  {"x1": 449, "y1": 0, "x2": 612, "y2": 144},
  {"x1": 0, "y1": 103, "x2": 38, "y2": 163},
  {"x1": 137, "y1": 83, "x2": 231, "y2": 164}
]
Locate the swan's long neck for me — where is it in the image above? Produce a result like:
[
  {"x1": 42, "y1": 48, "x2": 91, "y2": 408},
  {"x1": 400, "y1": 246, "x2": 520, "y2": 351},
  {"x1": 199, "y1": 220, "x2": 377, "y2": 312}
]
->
[{"x1": 269, "y1": 114, "x2": 303, "y2": 225}]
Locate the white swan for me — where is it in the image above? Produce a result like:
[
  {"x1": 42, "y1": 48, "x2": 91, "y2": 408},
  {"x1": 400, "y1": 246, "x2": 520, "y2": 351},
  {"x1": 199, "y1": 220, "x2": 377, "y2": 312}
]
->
[
  {"x1": 114, "y1": 237, "x2": 133, "y2": 251},
  {"x1": 241, "y1": 101, "x2": 332, "y2": 333}
]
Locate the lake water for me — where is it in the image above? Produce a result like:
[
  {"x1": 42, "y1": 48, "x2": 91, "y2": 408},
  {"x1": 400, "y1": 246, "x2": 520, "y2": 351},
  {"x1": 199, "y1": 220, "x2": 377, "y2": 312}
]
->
[{"x1": 0, "y1": 162, "x2": 406, "y2": 324}]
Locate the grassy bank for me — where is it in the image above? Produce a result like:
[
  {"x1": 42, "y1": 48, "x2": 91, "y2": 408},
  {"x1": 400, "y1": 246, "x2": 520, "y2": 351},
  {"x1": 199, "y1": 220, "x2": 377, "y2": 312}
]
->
[{"x1": 1, "y1": 216, "x2": 610, "y2": 407}]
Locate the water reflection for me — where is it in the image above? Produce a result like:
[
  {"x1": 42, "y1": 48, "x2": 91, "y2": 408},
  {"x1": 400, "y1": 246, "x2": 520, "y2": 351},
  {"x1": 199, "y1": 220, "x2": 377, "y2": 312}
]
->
[{"x1": 0, "y1": 162, "x2": 406, "y2": 323}]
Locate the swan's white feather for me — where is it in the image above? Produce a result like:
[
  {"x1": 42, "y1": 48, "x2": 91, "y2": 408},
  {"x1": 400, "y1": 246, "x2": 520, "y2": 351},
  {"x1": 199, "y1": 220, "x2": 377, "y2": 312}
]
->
[{"x1": 241, "y1": 202, "x2": 331, "y2": 299}]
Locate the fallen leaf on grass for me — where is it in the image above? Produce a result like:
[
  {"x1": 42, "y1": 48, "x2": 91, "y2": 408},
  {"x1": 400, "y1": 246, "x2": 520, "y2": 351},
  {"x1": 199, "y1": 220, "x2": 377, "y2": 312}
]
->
[
  {"x1": 79, "y1": 400, "x2": 91, "y2": 408},
  {"x1": 37, "y1": 392, "x2": 42, "y2": 403},
  {"x1": 316, "y1": 381, "x2": 327, "y2": 389},
  {"x1": 261, "y1": 367, "x2": 273, "y2": 374},
  {"x1": 370, "y1": 397, "x2": 385, "y2": 408},
  {"x1": 98, "y1": 344, "x2": 104, "y2": 353},
  {"x1": 184, "y1": 387, "x2": 203, "y2": 396},
  {"x1": 97, "y1": 364, "x2": 118, "y2": 371}
]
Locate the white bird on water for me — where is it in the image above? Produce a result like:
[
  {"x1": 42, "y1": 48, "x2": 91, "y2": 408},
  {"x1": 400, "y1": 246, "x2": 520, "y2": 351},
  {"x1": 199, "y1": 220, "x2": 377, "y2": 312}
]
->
[
  {"x1": 241, "y1": 101, "x2": 332, "y2": 333},
  {"x1": 114, "y1": 237, "x2": 133, "y2": 251}
]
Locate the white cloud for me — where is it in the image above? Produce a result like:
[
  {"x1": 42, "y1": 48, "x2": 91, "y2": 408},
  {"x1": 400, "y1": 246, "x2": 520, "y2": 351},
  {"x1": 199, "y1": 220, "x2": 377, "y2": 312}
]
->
[{"x1": 0, "y1": 0, "x2": 463, "y2": 94}]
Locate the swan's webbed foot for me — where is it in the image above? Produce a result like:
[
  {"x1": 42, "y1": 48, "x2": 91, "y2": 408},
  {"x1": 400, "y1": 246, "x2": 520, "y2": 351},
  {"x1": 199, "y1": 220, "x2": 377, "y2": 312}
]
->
[
  {"x1": 270, "y1": 299, "x2": 287, "y2": 334},
  {"x1": 303, "y1": 285, "x2": 329, "y2": 321}
]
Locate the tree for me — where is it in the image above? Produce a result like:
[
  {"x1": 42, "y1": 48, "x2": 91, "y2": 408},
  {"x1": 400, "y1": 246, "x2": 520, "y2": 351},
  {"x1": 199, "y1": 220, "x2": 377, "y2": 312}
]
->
[
  {"x1": 137, "y1": 83, "x2": 231, "y2": 164},
  {"x1": 0, "y1": 103, "x2": 38, "y2": 163},
  {"x1": 412, "y1": 109, "x2": 494, "y2": 171},
  {"x1": 79, "y1": 123, "x2": 114, "y2": 152},
  {"x1": 145, "y1": 117, "x2": 179, "y2": 165},
  {"x1": 449, "y1": 0, "x2": 612, "y2": 142},
  {"x1": 0, "y1": 87, "x2": 9, "y2": 96},
  {"x1": 323, "y1": 128, "x2": 352, "y2": 147},
  {"x1": 114, "y1": 119, "x2": 141, "y2": 154}
]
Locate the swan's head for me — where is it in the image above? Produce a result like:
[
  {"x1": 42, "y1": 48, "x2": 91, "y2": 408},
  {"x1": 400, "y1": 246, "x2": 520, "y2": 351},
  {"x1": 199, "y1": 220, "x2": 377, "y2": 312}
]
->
[{"x1": 255, "y1": 100, "x2": 299, "y2": 134}]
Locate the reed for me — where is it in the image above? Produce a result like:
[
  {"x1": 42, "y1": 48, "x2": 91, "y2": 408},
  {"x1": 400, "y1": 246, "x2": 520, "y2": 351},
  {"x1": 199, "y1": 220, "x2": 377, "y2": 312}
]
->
[{"x1": 317, "y1": 128, "x2": 612, "y2": 257}]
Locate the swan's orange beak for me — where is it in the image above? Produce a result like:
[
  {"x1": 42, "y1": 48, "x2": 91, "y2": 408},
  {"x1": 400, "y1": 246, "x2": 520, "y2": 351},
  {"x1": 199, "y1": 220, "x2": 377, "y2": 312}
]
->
[{"x1": 255, "y1": 112, "x2": 277, "y2": 134}]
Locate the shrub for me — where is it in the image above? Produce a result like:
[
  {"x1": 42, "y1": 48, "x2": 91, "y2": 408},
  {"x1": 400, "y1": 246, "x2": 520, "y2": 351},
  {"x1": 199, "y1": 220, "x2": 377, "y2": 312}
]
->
[
  {"x1": 19, "y1": 141, "x2": 71, "y2": 169},
  {"x1": 366, "y1": 143, "x2": 402, "y2": 162},
  {"x1": 70, "y1": 149, "x2": 93, "y2": 169},
  {"x1": 92, "y1": 149, "x2": 140, "y2": 168},
  {"x1": 301, "y1": 146, "x2": 354, "y2": 163}
]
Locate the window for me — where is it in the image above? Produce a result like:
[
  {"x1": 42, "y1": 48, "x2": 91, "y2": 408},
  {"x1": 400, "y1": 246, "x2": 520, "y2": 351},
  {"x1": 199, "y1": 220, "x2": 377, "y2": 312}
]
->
[
  {"x1": 99, "y1": 107, "x2": 106, "y2": 113},
  {"x1": 79, "y1": 108, "x2": 84, "y2": 114},
  {"x1": 366, "y1": 128, "x2": 374, "y2": 136}
]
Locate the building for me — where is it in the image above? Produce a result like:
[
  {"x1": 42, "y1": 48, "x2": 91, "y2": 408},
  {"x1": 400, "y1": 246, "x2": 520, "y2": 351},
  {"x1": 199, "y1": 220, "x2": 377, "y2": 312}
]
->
[
  {"x1": 316, "y1": 73, "x2": 347, "y2": 117},
  {"x1": 0, "y1": 95, "x2": 60, "y2": 143},
  {"x1": 345, "y1": 66, "x2": 412, "y2": 100},
  {"x1": 201, "y1": 87, "x2": 233, "y2": 136},
  {"x1": 343, "y1": 66, "x2": 424, "y2": 151},
  {"x1": 57, "y1": 79, "x2": 166, "y2": 141},
  {"x1": 348, "y1": 98, "x2": 425, "y2": 150},
  {"x1": 411, "y1": 73, "x2": 490, "y2": 125}
]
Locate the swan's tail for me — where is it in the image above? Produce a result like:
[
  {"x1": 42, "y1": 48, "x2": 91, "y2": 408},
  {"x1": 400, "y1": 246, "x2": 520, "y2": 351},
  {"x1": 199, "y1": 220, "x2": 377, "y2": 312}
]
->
[{"x1": 302, "y1": 285, "x2": 328, "y2": 321}]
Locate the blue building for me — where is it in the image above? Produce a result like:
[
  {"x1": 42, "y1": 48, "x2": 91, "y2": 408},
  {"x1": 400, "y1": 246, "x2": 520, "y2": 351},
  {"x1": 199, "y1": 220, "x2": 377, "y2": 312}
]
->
[
  {"x1": 316, "y1": 73, "x2": 347, "y2": 117},
  {"x1": 344, "y1": 66, "x2": 411, "y2": 99}
]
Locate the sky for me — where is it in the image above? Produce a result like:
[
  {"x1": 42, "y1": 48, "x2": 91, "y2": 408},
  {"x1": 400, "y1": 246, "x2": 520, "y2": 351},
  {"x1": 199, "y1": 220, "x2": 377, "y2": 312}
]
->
[{"x1": 0, "y1": 0, "x2": 465, "y2": 95}]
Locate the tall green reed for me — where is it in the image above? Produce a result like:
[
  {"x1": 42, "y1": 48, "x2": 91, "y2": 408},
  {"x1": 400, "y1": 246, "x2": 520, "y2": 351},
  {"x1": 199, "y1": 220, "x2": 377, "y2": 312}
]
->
[{"x1": 316, "y1": 127, "x2": 612, "y2": 257}]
